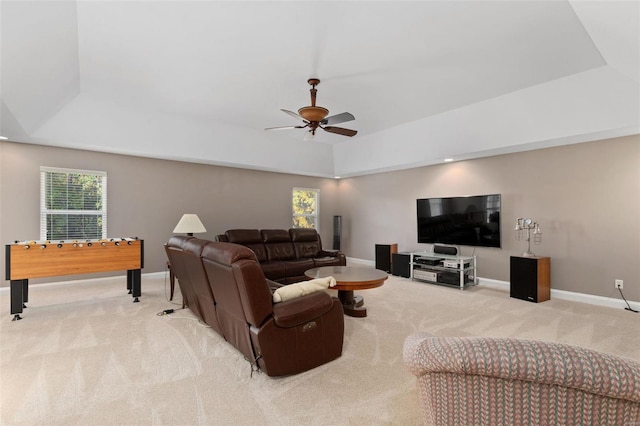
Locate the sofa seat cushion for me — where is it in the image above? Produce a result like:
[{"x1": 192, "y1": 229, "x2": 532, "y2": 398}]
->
[
  {"x1": 272, "y1": 291, "x2": 336, "y2": 327},
  {"x1": 260, "y1": 261, "x2": 287, "y2": 281},
  {"x1": 284, "y1": 258, "x2": 315, "y2": 278},
  {"x1": 313, "y1": 256, "x2": 343, "y2": 268}
]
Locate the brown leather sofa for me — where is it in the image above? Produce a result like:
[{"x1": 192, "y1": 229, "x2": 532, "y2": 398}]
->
[
  {"x1": 165, "y1": 236, "x2": 344, "y2": 377},
  {"x1": 216, "y1": 228, "x2": 346, "y2": 284}
]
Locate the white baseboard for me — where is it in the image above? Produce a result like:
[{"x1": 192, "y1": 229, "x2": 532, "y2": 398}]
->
[
  {"x1": 3, "y1": 265, "x2": 638, "y2": 313},
  {"x1": 348, "y1": 257, "x2": 640, "y2": 312},
  {"x1": 476, "y1": 277, "x2": 640, "y2": 311}
]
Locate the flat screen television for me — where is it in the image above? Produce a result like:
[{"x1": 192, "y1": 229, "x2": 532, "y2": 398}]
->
[{"x1": 417, "y1": 194, "x2": 501, "y2": 248}]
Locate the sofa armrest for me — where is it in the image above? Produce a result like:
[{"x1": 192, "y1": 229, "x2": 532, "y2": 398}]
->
[
  {"x1": 266, "y1": 279, "x2": 284, "y2": 293},
  {"x1": 318, "y1": 249, "x2": 339, "y2": 256},
  {"x1": 272, "y1": 291, "x2": 335, "y2": 328},
  {"x1": 318, "y1": 249, "x2": 346, "y2": 264},
  {"x1": 403, "y1": 332, "x2": 640, "y2": 402}
]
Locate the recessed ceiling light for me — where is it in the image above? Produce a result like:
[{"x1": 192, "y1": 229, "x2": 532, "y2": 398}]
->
[
  {"x1": 444, "y1": 158, "x2": 454, "y2": 162},
  {"x1": 0, "y1": 136, "x2": 8, "y2": 140},
  {"x1": 334, "y1": 176, "x2": 341, "y2": 179}
]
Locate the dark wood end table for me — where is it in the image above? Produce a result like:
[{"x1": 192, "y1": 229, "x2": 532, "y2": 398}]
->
[{"x1": 304, "y1": 265, "x2": 388, "y2": 318}]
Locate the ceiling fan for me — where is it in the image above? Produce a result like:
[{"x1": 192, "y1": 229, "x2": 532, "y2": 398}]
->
[{"x1": 265, "y1": 78, "x2": 357, "y2": 139}]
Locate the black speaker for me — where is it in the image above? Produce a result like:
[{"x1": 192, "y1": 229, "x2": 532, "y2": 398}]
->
[
  {"x1": 392, "y1": 253, "x2": 411, "y2": 278},
  {"x1": 375, "y1": 243, "x2": 397, "y2": 273},
  {"x1": 332, "y1": 215, "x2": 342, "y2": 250},
  {"x1": 510, "y1": 256, "x2": 551, "y2": 303},
  {"x1": 434, "y1": 245, "x2": 457, "y2": 255}
]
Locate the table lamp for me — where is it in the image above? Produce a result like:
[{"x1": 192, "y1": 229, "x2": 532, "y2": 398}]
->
[{"x1": 173, "y1": 214, "x2": 207, "y2": 236}]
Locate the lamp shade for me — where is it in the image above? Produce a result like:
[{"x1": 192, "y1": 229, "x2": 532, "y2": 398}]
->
[{"x1": 173, "y1": 214, "x2": 207, "y2": 235}]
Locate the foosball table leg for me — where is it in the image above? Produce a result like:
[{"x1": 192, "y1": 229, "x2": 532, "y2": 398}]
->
[
  {"x1": 127, "y1": 269, "x2": 141, "y2": 303},
  {"x1": 10, "y1": 279, "x2": 28, "y2": 320}
]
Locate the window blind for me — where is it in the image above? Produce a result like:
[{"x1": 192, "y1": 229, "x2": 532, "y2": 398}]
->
[{"x1": 40, "y1": 167, "x2": 108, "y2": 240}]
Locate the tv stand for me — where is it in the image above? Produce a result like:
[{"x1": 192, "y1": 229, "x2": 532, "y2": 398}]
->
[{"x1": 410, "y1": 251, "x2": 477, "y2": 290}]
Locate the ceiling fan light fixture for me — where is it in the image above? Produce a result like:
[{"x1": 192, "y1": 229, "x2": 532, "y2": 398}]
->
[
  {"x1": 265, "y1": 78, "x2": 357, "y2": 139},
  {"x1": 298, "y1": 106, "x2": 329, "y2": 122}
]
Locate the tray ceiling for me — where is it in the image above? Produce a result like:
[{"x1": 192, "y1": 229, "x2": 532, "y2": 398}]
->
[{"x1": 1, "y1": 1, "x2": 638, "y2": 177}]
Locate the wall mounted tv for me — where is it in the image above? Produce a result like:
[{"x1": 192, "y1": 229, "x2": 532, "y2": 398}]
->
[{"x1": 417, "y1": 194, "x2": 501, "y2": 248}]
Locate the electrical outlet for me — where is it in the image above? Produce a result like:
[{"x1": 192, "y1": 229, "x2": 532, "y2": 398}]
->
[{"x1": 615, "y1": 279, "x2": 623, "y2": 289}]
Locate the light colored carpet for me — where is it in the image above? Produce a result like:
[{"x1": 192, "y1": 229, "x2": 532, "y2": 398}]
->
[{"x1": 1, "y1": 273, "x2": 638, "y2": 425}]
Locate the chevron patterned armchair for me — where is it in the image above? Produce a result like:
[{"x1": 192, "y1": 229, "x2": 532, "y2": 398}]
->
[{"x1": 403, "y1": 333, "x2": 640, "y2": 425}]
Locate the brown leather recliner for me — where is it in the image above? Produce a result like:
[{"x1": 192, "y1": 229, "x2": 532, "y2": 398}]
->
[
  {"x1": 165, "y1": 237, "x2": 344, "y2": 377},
  {"x1": 201, "y1": 241, "x2": 344, "y2": 377}
]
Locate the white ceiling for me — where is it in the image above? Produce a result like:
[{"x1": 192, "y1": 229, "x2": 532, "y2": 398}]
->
[{"x1": 1, "y1": 1, "x2": 639, "y2": 178}]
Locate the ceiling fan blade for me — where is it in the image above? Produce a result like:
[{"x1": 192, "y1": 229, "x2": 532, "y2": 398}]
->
[
  {"x1": 281, "y1": 109, "x2": 309, "y2": 123},
  {"x1": 322, "y1": 112, "x2": 355, "y2": 126},
  {"x1": 265, "y1": 125, "x2": 307, "y2": 131},
  {"x1": 323, "y1": 126, "x2": 358, "y2": 137}
]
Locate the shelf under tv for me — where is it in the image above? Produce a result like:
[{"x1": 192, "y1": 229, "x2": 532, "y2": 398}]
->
[{"x1": 410, "y1": 251, "x2": 478, "y2": 290}]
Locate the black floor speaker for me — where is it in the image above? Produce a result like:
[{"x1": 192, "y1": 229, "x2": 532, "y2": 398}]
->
[
  {"x1": 375, "y1": 243, "x2": 397, "y2": 273},
  {"x1": 510, "y1": 256, "x2": 551, "y2": 303},
  {"x1": 332, "y1": 215, "x2": 342, "y2": 250},
  {"x1": 392, "y1": 253, "x2": 411, "y2": 278}
]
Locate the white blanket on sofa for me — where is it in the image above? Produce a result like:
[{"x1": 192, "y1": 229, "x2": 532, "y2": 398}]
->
[{"x1": 272, "y1": 276, "x2": 337, "y2": 303}]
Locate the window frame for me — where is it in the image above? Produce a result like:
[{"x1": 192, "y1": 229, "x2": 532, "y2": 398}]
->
[
  {"x1": 292, "y1": 187, "x2": 319, "y2": 230},
  {"x1": 40, "y1": 166, "x2": 108, "y2": 240}
]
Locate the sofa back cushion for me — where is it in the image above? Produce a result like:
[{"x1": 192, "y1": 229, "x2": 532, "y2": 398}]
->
[
  {"x1": 165, "y1": 235, "x2": 194, "y2": 307},
  {"x1": 166, "y1": 237, "x2": 222, "y2": 334},
  {"x1": 261, "y1": 229, "x2": 296, "y2": 261},
  {"x1": 289, "y1": 228, "x2": 321, "y2": 258},
  {"x1": 225, "y1": 229, "x2": 268, "y2": 262},
  {"x1": 201, "y1": 242, "x2": 273, "y2": 330}
]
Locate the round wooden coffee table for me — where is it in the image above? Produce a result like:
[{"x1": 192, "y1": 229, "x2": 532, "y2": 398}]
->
[{"x1": 304, "y1": 266, "x2": 388, "y2": 317}]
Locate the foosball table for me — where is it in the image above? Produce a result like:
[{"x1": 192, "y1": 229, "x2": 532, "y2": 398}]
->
[{"x1": 5, "y1": 237, "x2": 144, "y2": 320}]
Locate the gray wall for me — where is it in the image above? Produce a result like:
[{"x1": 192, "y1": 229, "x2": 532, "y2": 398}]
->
[
  {"x1": 2, "y1": 135, "x2": 639, "y2": 302},
  {"x1": 337, "y1": 135, "x2": 639, "y2": 301},
  {"x1": 0, "y1": 141, "x2": 339, "y2": 284}
]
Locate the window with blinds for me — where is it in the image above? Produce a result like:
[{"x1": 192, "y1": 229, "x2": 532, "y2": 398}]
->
[{"x1": 40, "y1": 167, "x2": 107, "y2": 240}]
